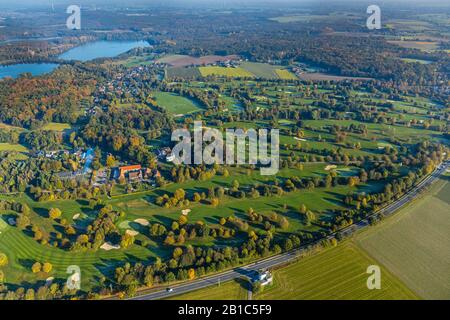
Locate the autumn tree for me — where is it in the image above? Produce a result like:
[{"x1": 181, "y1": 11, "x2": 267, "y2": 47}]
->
[
  {"x1": 49, "y1": 208, "x2": 62, "y2": 220},
  {"x1": 42, "y1": 262, "x2": 53, "y2": 273},
  {"x1": 120, "y1": 233, "x2": 135, "y2": 249},
  {"x1": 0, "y1": 253, "x2": 8, "y2": 267},
  {"x1": 188, "y1": 268, "x2": 196, "y2": 280},
  {"x1": 178, "y1": 215, "x2": 188, "y2": 226},
  {"x1": 16, "y1": 214, "x2": 30, "y2": 230},
  {"x1": 32, "y1": 262, "x2": 42, "y2": 273}
]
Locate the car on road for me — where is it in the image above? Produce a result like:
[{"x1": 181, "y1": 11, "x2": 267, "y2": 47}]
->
[{"x1": 166, "y1": 288, "x2": 174, "y2": 293}]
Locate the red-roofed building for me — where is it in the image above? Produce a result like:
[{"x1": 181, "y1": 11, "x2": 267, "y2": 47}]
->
[{"x1": 118, "y1": 165, "x2": 142, "y2": 179}]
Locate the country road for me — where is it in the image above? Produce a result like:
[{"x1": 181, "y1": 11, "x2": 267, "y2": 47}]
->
[{"x1": 128, "y1": 161, "x2": 449, "y2": 301}]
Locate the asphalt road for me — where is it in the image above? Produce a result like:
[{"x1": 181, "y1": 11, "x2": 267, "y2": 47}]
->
[{"x1": 129, "y1": 161, "x2": 449, "y2": 301}]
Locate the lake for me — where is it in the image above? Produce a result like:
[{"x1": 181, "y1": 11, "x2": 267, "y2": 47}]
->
[
  {"x1": 0, "y1": 40, "x2": 151, "y2": 79},
  {"x1": 58, "y1": 40, "x2": 150, "y2": 62},
  {"x1": 0, "y1": 63, "x2": 59, "y2": 79}
]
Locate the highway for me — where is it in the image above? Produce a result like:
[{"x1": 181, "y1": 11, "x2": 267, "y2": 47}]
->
[{"x1": 129, "y1": 161, "x2": 449, "y2": 301}]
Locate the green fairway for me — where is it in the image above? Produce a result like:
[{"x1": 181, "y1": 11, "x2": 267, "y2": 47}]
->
[
  {"x1": 109, "y1": 164, "x2": 377, "y2": 234},
  {"x1": 254, "y1": 242, "x2": 418, "y2": 300},
  {"x1": 0, "y1": 218, "x2": 8, "y2": 231},
  {"x1": 357, "y1": 178, "x2": 450, "y2": 300},
  {"x1": 199, "y1": 66, "x2": 254, "y2": 78},
  {"x1": 0, "y1": 223, "x2": 163, "y2": 291},
  {"x1": 153, "y1": 92, "x2": 203, "y2": 115}
]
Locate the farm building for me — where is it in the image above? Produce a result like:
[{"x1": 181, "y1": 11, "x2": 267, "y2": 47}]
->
[{"x1": 113, "y1": 165, "x2": 142, "y2": 180}]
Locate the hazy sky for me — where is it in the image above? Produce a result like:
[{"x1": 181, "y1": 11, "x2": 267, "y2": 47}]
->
[{"x1": 0, "y1": 0, "x2": 448, "y2": 9}]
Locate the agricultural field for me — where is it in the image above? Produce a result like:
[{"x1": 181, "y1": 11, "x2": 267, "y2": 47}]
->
[
  {"x1": 41, "y1": 122, "x2": 72, "y2": 132},
  {"x1": 357, "y1": 178, "x2": 450, "y2": 300},
  {"x1": 168, "y1": 63, "x2": 298, "y2": 80},
  {"x1": 199, "y1": 66, "x2": 254, "y2": 78},
  {"x1": 0, "y1": 143, "x2": 28, "y2": 153},
  {"x1": 270, "y1": 15, "x2": 332, "y2": 23},
  {"x1": 400, "y1": 58, "x2": 433, "y2": 65},
  {"x1": 158, "y1": 54, "x2": 239, "y2": 68},
  {"x1": 239, "y1": 62, "x2": 280, "y2": 79},
  {"x1": 254, "y1": 242, "x2": 418, "y2": 300},
  {"x1": 387, "y1": 40, "x2": 440, "y2": 52},
  {"x1": 0, "y1": 123, "x2": 25, "y2": 131},
  {"x1": 120, "y1": 55, "x2": 155, "y2": 68},
  {"x1": 166, "y1": 67, "x2": 201, "y2": 79},
  {"x1": 385, "y1": 19, "x2": 435, "y2": 32},
  {"x1": 275, "y1": 69, "x2": 298, "y2": 80},
  {"x1": 168, "y1": 242, "x2": 418, "y2": 300},
  {"x1": 168, "y1": 279, "x2": 248, "y2": 300}
]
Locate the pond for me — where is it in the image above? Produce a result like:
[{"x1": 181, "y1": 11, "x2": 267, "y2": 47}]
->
[
  {"x1": 0, "y1": 40, "x2": 150, "y2": 79},
  {"x1": 0, "y1": 63, "x2": 59, "y2": 79},
  {"x1": 58, "y1": 40, "x2": 150, "y2": 62}
]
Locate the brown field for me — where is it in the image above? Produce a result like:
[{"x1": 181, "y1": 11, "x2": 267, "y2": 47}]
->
[
  {"x1": 387, "y1": 40, "x2": 440, "y2": 51},
  {"x1": 298, "y1": 73, "x2": 373, "y2": 81},
  {"x1": 157, "y1": 54, "x2": 239, "y2": 68}
]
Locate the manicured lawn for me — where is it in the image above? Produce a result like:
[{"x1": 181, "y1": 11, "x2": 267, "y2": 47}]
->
[
  {"x1": 153, "y1": 92, "x2": 203, "y2": 115},
  {"x1": 357, "y1": 178, "x2": 450, "y2": 300},
  {"x1": 254, "y1": 242, "x2": 418, "y2": 300},
  {"x1": 0, "y1": 219, "x2": 164, "y2": 291},
  {"x1": 0, "y1": 217, "x2": 7, "y2": 231},
  {"x1": 110, "y1": 173, "x2": 378, "y2": 236}
]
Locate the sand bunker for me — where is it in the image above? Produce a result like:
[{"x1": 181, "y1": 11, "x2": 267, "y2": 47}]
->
[
  {"x1": 100, "y1": 242, "x2": 121, "y2": 251},
  {"x1": 134, "y1": 219, "x2": 149, "y2": 226},
  {"x1": 294, "y1": 137, "x2": 307, "y2": 142},
  {"x1": 126, "y1": 229, "x2": 139, "y2": 236},
  {"x1": 182, "y1": 209, "x2": 191, "y2": 216},
  {"x1": 325, "y1": 165, "x2": 338, "y2": 171},
  {"x1": 73, "y1": 214, "x2": 80, "y2": 220}
]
